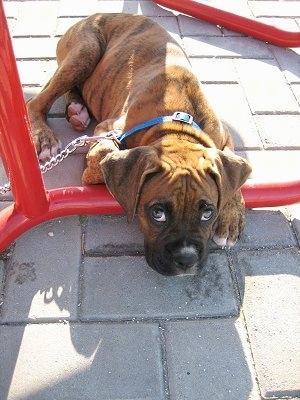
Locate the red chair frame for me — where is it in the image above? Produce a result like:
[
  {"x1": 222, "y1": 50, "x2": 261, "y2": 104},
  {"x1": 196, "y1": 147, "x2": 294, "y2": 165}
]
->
[
  {"x1": 154, "y1": 0, "x2": 300, "y2": 47},
  {"x1": 0, "y1": 1, "x2": 299, "y2": 252}
]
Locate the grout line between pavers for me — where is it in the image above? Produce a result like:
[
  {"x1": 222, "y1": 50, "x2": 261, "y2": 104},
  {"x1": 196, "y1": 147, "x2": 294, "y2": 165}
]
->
[
  {"x1": 77, "y1": 254, "x2": 85, "y2": 322},
  {"x1": 252, "y1": 110, "x2": 300, "y2": 115},
  {"x1": 238, "y1": 309, "x2": 263, "y2": 400},
  {"x1": 0, "y1": 246, "x2": 16, "y2": 322},
  {"x1": 158, "y1": 321, "x2": 171, "y2": 400},
  {"x1": 225, "y1": 250, "x2": 243, "y2": 309},
  {"x1": 289, "y1": 217, "x2": 300, "y2": 248},
  {"x1": 85, "y1": 244, "x2": 299, "y2": 258},
  {"x1": 0, "y1": 314, "x2": 245, "y2": 327},
  {"x1": 78, "y1": 215, "x2": 89, "y2": 322}
]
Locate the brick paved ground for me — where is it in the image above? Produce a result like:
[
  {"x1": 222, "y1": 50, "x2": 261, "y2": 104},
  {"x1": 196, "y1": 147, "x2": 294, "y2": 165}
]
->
[{"x1": 0, "y1": 1, "x2": 300, "y2": 399}]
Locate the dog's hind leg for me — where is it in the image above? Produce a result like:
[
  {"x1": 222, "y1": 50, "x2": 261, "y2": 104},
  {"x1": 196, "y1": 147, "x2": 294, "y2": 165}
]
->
[{"x1": 65, "y1": 87, "x2": 91, "y2": 132}]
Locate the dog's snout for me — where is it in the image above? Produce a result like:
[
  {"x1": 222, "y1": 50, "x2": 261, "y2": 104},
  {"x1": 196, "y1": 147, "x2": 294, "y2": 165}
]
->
[
  {"x1": 145, "y1": 239, "x2": 208, "y2": 276},
  {"x1": 173, "y1": 245, "x2": 198, "y2": 269}
]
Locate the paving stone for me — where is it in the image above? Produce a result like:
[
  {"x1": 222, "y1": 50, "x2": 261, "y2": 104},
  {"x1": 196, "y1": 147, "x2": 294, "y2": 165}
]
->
[
  {"x1": 237, "y1": 150, "x2": 300, "y2": 181},
  {"x1": 84, "y1": 215, "x2": 143, "y2": 256},
  {"x1": 220, "y1": 27, "x2": 245, "y2": 37},
  {"x1": 152, "y1": 16, "x2": 180, "y2": 36},
  {"x1": 254, "y1": 115, "x2": 300, "y2": 149},
  {"x1": 190, "y1": 58, "x2": 239, "y2": 83},
  {"x1": 0, "y1": 201, "x2": 13, "y2": 213},
  {"x1": 271, "y1": 46, "x2": 300, "y2": 84},
  {"x1": 84, "y1": 214, "x2": 260, "y2": 257},
  {"x1": 0, "y1": 158, "x2": 11, "y2": 201},
  {"x1": 178, "y1": 14, "x2": 223, "y2": 36},
  {"x1": 182, "y1": 36, "x2": 273, "y2": 58},
  {"x1": 58, "y1": 0, "x2": 173, "y2": 17},
  {"x1": 234, "y1": 248, "x2": 300, "y2": 398},
  {"x1": 58, "y1": 0, "x2": 100, "y2": 17},
  {"x1": 258, "y1": 17, "x2": 300, "y2": 32},
  {"x1": 47, "y1": 118, "x2": 97, "y2": 153},
  {"x1": 11, "y1": 37, "x2": 58, "y2": 60},
  {"x1": 203, "y1": 84, "x2": 262, "y2": 150},
  {"x1": 289, "y1": 203, "x2": 300, "y2": 244},
  {"x1": 2, "y1": 2, "x2": 20, "y2": 18},
  {"x1": 110, "y1": 1, "x2": 174, "y2": 16},
  {"x1": 0, "y1": 322, "x2": 164, "y2": 400},
  {"x1": 200, "y1": 0, "x2": 253, "y2": 17},
  {"x1": 58, "y1": 14, "x2": 194, "y2": 42},
  {"x1": 4, "y1": 17, "x2": 16, "y2": 35},
  {"x1": 1, "y1": 217, "x2": 82, "y2": 323},
  {"x1": 17, "y1": 60, "x2": 57, "y2": 86},
  {"x1": 249, "y1": 1, "x2": 300, "y2": 17},
  {"x1": 0, "y1": 225, "x2": 14, "y2": 261},
  {"x1": 237, "y1": 210, "x2": 297, "y2": 250},
  {"x1": 12, "y1": 1, "x2": 59, "y2": 37},
  {"x1": 0, "y1": 260, "x2": 4, "y2": 304},
  {"x1": 55, "y1": 17, "x2": 82, "y2": 37},
  {"x1": 235, "y1": 58, "x2": 300, "y2": 113},
  {"x1": 24, "y1": 89, "x2": 66, "y2": 116},
  {"x1": 291, "y1": 83, "x2": 300, "y2": 107},
  {"x1": 42, "y1": 153, "x2": 86, "y2": 189},
  {"x1": 81, "y1": 253, "x2": 239, "y2": 321},
  {"x1": 165, "y1": 317, "x2": 260, "y2": 400}
]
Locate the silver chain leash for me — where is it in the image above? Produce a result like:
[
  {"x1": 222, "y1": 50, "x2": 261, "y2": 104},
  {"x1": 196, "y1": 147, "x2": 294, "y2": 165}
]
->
[
  {"x1": 40, "y1": 135, "x2": 91, "y2": 174},
  {"x1": 0, "y1": 182, "x2": 11, "y2": 195},
  {"x1": 0, "y1": 131, "x2": 122, "y2": 194}
]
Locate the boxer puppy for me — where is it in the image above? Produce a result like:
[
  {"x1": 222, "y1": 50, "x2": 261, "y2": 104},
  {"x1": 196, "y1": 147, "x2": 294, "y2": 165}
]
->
[{"x1": 27, "y1": 13, "x2": 251, "y2": 275}]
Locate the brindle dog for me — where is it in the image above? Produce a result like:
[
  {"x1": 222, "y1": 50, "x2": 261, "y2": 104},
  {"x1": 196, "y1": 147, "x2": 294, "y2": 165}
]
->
[{"x1": 27, "y1": 14, "x2": 251, "y2": 275}]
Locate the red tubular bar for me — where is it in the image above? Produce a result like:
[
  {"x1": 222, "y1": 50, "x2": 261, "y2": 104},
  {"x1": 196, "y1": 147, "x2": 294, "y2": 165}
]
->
[
  {"x1": 0, "y1": 0, "x2": 299, "y2": 253},
  {"x1": 242, "y1": 180, "x2": 300, "y2": 209},
  {"x1": 154, "y1": 0, "x2": 300, "y2": 47},
  {"x1": 0, "y1": 1, "x2": 49, "y2": 217},
  {"x1": 0, "y1": 186, "x2": 123, "y2": 252}
]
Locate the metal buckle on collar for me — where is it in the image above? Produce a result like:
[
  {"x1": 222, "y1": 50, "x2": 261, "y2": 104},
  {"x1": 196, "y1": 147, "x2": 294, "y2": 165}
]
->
[{"x1": 172, "y1": 111, "x2": 194, "y2": 125}]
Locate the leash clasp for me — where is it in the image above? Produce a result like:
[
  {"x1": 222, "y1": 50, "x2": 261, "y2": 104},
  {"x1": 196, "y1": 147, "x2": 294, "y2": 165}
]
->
[{"x1": 85, "y1": 130, "x2": 123, "y2": 146}]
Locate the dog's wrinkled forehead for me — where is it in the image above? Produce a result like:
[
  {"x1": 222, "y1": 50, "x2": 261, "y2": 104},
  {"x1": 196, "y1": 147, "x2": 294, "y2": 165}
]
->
[
  {"x1": 136, "y1": 169, "x2": 219, "y2": 249},
  {"x1": 100, "y1": 143, "x2": 251, "y2": 223},
  {"x1": 139, "y1": 166, "x2": 219, "y2": 215}
]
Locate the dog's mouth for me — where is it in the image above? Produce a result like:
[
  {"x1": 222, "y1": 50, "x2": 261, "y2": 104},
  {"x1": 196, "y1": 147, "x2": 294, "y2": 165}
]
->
[{"x1": 144, "y1": 240, "x2": 208, "y2": 276}]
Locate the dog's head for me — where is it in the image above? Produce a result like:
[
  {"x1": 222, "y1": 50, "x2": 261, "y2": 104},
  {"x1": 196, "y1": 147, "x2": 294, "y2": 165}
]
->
[{"x1": 100, "y1": 140, "x2": 251, "y2": 275}]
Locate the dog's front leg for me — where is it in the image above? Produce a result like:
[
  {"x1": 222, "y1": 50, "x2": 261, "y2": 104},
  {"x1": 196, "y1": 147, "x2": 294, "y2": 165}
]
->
[
  {"x1": 212, "y1": 190, "x2": 246, "y2": 248},
  {"x1": 82, "y1": 118, "x2": 125, "y2": 184},
  {"x1": 27, "y1": 92, "x2": 62, "y2": 162}
]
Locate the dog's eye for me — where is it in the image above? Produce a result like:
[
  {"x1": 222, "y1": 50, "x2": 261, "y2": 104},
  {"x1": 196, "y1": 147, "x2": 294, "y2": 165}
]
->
[
  {"x1": 151, "y1": 205, "x2": 167, "y2": 222},
  {"x1": 200, "y1": 207, "x2": 214, "y2": 222}
]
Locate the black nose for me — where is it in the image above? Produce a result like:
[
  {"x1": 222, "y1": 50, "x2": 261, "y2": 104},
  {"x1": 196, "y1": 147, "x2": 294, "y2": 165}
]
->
[{"x1": 173, "y1": 245, "x2": 198, "y2": 269}]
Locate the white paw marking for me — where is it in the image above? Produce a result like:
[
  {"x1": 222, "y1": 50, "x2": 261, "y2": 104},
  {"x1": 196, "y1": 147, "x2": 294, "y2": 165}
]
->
[
  {"x1": 212, "y1": 235, "x2": 237, "y2": 249},
  {"x1": 68, "y1": 102, "x2": 91, "y2": 132},
  {"x1": 38, "y1": 139, "x2": 62, "y2": 162},
  {"x1": 227, "y1": 239, "x2": 237, "y2": 248},
  {"x1": 212, "y1": 235, "x2": 227, "y2": 248}
]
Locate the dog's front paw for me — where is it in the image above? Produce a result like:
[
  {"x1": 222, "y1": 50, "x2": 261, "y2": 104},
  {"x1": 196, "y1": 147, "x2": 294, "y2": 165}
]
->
[
  {"x1": 27, "y1": 99, "x2": 62, "y2": 162},
  {"x1": 212, "y1": 190, "x2": 246, "y2": 249},
  {"x1": 32, "y1": 129, "x2": 62, "y2": 162}
]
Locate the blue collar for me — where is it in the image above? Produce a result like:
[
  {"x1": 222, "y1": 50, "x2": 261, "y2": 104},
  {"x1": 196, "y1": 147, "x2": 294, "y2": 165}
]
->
[{"x1": 118, "y1": 111, "x2": 202, "y2": 148}]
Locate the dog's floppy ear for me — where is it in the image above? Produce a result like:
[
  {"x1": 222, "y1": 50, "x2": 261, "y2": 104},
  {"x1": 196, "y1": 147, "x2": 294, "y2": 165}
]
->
[
  {"x1": 100, "y1": 147, "x2": 162, "y2": 222},
  {"x1": 204, "y1": 148, "x2": 251, "y2": 209}
]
